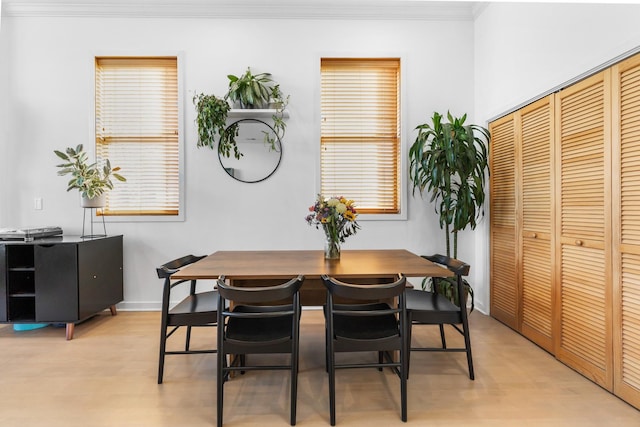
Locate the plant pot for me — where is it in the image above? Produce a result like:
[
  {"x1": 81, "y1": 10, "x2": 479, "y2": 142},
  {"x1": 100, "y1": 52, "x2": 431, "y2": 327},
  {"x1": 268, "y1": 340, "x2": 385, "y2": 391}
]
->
[
  {"x1": 238, "y1": 101, "x2": 268, "y2": 109},
  {"x1": 80, "y1": 193, "x2": 106, "y2": 208}
]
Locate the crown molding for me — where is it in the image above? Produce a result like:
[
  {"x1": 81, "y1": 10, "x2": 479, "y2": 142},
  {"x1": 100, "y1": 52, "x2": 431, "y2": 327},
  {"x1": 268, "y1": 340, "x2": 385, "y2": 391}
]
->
[{"x1": 2, "y1": 0, "x2": 477, "y2": 21}]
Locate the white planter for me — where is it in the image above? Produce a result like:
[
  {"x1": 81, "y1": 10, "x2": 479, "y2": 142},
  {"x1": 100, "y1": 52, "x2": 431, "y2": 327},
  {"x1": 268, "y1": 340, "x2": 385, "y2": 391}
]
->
[{"x1": 80, "y1": 193, "x2": 106, "y2": 208}]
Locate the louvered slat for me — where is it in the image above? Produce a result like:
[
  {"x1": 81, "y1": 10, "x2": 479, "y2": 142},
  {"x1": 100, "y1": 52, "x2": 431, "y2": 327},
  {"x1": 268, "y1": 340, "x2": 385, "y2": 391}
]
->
[
  {"x1": 560, "y1": 245, "x2": 607, "y2": 368},
  {"x1": 522, "y1": 238, "x2": 552, "y2": 338},
  {"x1": 622, "y1": 253, "x2": 640, "y2": 390},
  {"x1": 560, "y1": 78, "x2": 605, "y2": 240}
]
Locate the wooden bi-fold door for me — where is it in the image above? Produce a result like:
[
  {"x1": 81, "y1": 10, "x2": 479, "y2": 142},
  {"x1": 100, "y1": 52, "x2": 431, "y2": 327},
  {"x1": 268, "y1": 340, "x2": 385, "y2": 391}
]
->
[
  {"x1": 490, "y1": 114, "x2": 519, "y2": 330},
  {"x1": 519, "y1": 96, "x2": 555, "y2": 354},
  {"x1": 612, "y1": 53, "x2": 640, "y2": 408},
  {"x1": 554, "y1": 70, "x2": 612, "y2": 391}
]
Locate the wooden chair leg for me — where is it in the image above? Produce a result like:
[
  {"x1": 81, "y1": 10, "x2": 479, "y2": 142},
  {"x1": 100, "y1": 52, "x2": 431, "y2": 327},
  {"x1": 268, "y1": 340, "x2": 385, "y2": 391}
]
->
[
  {"x1": 291, "y1": 344, "x2": 299, "y2": 425},
  {"x1": 217, "y1": 351, "x2": 225, "y2": 427},
  {"x1": 185, "y1": 325, "x2": 192, "y2": 351},
  {"x1": 462, "y1": 320, "x2": 475, "y2": 380},
  {"x1": 439, "y1": 324, "x2": 447, "y2": 349},
  {"x1": 329, "y1": 355, "x2": 336, "y2": 426},
  {"x1": 158, "y1": 328, "x2": 167, "y2": 384}
]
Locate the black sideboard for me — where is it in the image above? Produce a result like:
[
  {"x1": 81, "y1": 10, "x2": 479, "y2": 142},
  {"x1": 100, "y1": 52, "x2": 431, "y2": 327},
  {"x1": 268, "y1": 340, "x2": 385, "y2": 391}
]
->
[{"x1": 0, "y1": 235, "x2": 123, "y2": 339}]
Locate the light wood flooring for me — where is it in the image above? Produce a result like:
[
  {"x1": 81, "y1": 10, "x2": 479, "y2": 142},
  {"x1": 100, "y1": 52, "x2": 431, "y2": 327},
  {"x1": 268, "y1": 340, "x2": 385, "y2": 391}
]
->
[{"x1": 1, "y1": 310, "x2": 639, "y2": 427}]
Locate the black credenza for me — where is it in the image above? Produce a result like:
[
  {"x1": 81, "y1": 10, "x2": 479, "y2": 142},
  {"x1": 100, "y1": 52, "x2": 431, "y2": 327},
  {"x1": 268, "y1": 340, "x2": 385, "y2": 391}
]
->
[{"x1": 0, "y1": 235, "x2": 123, "y2": 339}]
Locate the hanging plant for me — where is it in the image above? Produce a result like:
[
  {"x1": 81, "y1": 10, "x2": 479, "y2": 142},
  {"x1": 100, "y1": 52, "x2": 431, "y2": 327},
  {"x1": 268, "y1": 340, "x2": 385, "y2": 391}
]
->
[
  {"x1": 193, "y1": 93, "x2": 241, "y2": 160},
  {"x1": 264, "y1": 84, "x2": 289, "y2": 151}
]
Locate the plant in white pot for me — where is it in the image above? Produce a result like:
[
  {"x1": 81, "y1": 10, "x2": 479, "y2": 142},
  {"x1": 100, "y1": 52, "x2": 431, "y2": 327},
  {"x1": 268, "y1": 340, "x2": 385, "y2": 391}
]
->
[
  {"x1": 54, "y1": 144, "x2": 126, "y2": 207},
  {"x1": 225, "y1": 69, "x2": 289, "y2": 151}
]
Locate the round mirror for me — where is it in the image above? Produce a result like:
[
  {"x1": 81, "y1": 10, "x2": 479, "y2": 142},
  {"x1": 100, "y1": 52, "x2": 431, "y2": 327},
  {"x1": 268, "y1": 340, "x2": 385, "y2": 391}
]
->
[{"x1": 218, "y1": 118, "x2": 283, "y2": 183}]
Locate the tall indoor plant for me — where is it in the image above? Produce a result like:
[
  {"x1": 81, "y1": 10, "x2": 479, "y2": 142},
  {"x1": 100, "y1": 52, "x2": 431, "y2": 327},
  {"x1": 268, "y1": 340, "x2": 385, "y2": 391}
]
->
[{"x1": 408, "y1": 111, "x2": 490, "y2": 309}]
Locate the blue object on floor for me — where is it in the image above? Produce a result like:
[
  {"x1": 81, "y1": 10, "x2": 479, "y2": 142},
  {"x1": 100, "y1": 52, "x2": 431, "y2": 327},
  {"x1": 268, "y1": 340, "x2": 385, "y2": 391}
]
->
[{"x1": 13, "y1": 323, "x2": 49, "y2": 331}]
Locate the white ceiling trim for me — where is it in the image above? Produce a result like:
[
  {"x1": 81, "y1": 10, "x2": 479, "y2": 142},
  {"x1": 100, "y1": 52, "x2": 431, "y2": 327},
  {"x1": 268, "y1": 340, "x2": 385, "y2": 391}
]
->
[{"x1": 2, "y1": 0, "x2": 477, "y2": 21}]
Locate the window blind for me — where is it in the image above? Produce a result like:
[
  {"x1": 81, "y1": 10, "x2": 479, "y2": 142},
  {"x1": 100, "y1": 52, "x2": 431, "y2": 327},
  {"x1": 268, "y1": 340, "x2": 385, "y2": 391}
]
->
[
  {"x1": 320, "y1": 58, "x2": 400, "y2": 214},
  {"x1": 95, "y1": 57, "x2": 179, "y2": 216}
]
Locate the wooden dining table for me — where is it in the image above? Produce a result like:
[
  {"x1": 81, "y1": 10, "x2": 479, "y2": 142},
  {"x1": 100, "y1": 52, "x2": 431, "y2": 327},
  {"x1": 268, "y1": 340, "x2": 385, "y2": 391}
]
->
[{"x1": 171, "y1": 249, "x2": 452, "y2": 305}]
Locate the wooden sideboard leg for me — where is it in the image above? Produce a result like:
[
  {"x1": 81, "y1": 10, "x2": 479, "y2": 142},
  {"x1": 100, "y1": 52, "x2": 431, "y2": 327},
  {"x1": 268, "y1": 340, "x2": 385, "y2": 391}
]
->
[
  {"x1": 66, "y1": 323, "x2": 75, "y2": 340},
  {"x1": 109, "y1": 305, "x2": 117, "y2": 316}
]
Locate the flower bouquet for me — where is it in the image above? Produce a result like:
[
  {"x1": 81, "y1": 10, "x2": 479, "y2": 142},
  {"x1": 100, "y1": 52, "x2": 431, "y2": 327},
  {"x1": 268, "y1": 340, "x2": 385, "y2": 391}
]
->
[{"x1": 305, "y1": 194, "x2": 360, "y2": 259}]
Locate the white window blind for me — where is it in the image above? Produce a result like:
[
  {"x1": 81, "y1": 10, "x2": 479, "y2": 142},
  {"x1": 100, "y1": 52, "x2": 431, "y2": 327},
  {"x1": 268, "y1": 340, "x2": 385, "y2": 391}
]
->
[
  {"x1": 320, "y1": 58, "x2": 400, "y2": 214},
  {"x1": 95, "y1": 57, "x2": 179, "y2": 216}
]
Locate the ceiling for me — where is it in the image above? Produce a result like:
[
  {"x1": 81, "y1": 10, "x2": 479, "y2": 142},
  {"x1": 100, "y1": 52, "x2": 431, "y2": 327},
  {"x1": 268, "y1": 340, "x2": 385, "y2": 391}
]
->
[{"x1": 2, "y1": 0, "x2": 484, "y2": 21}]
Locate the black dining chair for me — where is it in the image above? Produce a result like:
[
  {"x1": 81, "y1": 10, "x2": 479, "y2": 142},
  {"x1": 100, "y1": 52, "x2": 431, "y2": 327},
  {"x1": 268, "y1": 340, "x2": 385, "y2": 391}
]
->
[
  {"x1": 216, "y1": 275, "x2": 304, "y2": 427},
  {"x1": 156, "y1": 254, "x2": 217, "y2": 384},
  {"x1": 406, "y1": 254, "x2": 474, "y2": 380},
  {"x1": 322, "y1": 274, "x2": 408, "y2": 425}
]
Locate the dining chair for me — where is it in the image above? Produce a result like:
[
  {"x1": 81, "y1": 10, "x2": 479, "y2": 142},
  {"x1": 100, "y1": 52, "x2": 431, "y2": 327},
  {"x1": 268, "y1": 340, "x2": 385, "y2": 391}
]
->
[
  {"x1": 321, "y1": 274, "x2": 408, "y2": 425},
  {"x1": 156, "y1": 254, "x2": 217, "y2": 384},
  {"x1": 216, "y1": 275, "x2": 304, "y2": 427},
  {"x1": 406, "y1": 254, "x2": 474, "y2": 380}
]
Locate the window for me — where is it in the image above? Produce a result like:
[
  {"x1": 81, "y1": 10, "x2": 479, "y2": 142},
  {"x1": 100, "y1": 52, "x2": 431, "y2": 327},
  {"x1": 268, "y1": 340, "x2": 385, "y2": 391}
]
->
[
  {"x1": 320, "y1": 58, "x2": 401, "y2": 214},
  {"x1": 95, "y1": 57, "x2": 180, "y2": 216}
]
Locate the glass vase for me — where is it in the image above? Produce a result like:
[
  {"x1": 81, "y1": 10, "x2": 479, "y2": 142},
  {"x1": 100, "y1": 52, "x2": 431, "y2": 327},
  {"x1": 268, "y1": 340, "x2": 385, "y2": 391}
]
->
[{"x1": 324, "y1": 237, "x2": 341, "y2": 260}]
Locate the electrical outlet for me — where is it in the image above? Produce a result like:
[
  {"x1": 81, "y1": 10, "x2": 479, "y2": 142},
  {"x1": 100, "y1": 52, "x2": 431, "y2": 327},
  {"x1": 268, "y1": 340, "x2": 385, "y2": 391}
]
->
[{"x1": 34, "y1": 198, "x2": 43, "y2": 210}]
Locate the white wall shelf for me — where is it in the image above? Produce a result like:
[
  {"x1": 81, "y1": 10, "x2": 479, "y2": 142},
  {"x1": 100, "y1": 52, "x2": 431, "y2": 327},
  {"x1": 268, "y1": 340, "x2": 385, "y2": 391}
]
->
[{"x1": 228, "y1": 109, "x2": 290, "y2": 120}]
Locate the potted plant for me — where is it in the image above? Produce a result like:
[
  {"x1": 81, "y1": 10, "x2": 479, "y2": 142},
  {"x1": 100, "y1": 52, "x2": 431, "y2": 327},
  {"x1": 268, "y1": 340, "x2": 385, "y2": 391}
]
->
[
  {"x1": 54, "y1": 144, "x2": 126, "y2": 207},
  {"x1": 194, "y1": 67, "x2": 289, "y2": 158},
  {"x1": 226, "y1": 67, "x2": 289, "y2": 151},
  {"x1": 408, "y1": 111, "x2": 491, "y2": 311},
  {"x1": 226, "y1": 67, "x2": 273, "y2": 109},
  {"x1": 193, "y1": 93, "x2": 242, "y2": 159}
]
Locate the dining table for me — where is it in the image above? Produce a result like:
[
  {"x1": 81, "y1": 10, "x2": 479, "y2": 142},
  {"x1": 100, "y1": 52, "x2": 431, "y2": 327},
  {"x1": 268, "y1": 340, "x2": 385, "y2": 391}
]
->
[{"x1": 170, "y1": 249, "x2": 453, "y2": 305}]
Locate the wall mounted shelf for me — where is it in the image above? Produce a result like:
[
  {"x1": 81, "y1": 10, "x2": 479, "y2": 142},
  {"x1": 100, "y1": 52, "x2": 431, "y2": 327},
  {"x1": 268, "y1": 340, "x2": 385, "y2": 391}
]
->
[{"x1": 228, "y1": 109, "x2": 290, "y2": 120}]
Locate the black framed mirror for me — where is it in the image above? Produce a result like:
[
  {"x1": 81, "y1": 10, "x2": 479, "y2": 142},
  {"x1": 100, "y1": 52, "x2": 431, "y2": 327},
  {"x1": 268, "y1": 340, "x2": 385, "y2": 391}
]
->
[{"x1": 218, "y1": 118, "x2": 283, "y2": 183}]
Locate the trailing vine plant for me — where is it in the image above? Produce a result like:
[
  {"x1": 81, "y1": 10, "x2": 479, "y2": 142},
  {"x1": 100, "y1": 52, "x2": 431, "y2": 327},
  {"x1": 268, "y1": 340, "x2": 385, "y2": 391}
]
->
[{"x1": 193, "y1": 93, "x2": 242, "y2": 159}]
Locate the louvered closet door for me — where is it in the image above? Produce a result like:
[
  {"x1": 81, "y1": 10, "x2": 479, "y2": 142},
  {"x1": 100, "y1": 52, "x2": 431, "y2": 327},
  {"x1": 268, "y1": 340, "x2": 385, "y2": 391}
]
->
[
  {"x1": 490, "y1": 114, "x2": 519, "y2": 330},
  {"x1": 520, "y1": 96, "x2": 555, "y2": 353},
  {"x1": 613, "y1": 54, "x2": 640, "y2": 407},
  {"x1": 555, "y1": 70, "x2": 612, "y2": 390}
]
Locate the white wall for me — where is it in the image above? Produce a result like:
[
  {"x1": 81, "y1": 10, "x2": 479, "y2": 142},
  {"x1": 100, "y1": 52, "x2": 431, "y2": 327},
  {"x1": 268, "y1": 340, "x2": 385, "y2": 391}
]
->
[
  {"x1": 0, "y1": 0, "x2": 9, "y2": 226},
  {"x1": 1, "y1": 15, "x2": 475, "y2": 310},
  {"x1": 473, "y1": 2, "x2": 640, "y2": 312}
]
